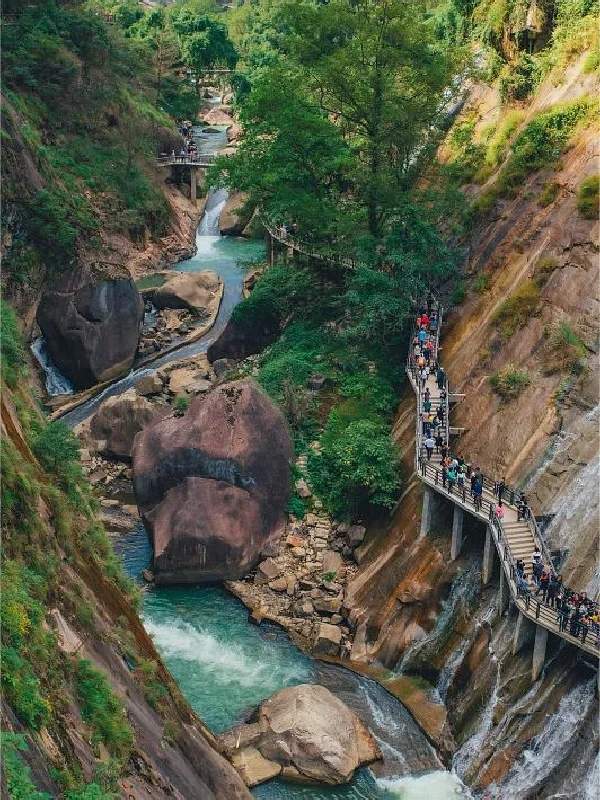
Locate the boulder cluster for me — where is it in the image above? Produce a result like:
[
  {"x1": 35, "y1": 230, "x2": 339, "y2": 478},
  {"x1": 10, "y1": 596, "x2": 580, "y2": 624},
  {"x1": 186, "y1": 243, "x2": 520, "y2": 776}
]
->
[{"x1": 228, "y1": 491, "x2": 367, "y2": 658}]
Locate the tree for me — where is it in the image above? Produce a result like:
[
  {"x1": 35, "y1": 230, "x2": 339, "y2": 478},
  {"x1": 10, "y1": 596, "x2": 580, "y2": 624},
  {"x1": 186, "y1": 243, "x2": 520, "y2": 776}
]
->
[
  {"x1": 212, "y1": 67, "x2": 351, "y2": 240},
  {"x1": 171, "y1": 9, "x2": 238, "y2": 93},
  {"x1": 278, "y1": 0, "x2": 455, "y2": 239}
]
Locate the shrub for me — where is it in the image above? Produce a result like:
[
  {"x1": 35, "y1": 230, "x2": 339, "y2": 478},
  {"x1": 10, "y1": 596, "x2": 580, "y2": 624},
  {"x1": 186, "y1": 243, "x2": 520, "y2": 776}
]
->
[
  {"x1": 135, "y1": 659, "x2": 168, "y2": 711},
  {"x1": 498, "y1": 54, "x2": 539, "y2": 102},
  {"x1": 286, "y1": 495, "x2": 307, "y2": 519},
  {"x1": 308, "y1": 415, "x2": 400, "y2": 519},
  {"x1": 1, "y1": 300, "x2": 27, "y2": 387},
  {"x1": 173, "y1": 394, "x2": 189, "y2": 415},
  {"x1": 31, "y1": 420, "x2": 83, "y2": 498},
  {"x1": 543, "y1": 321, "x2": 587, "y2": 373},
  {"x1": 473, "y1": 274, "x2": 490, "y2": 293},
  {"x1": 75, "y1": 659, "x2": 133, "y2": 758},
  {"x1": 492, "y1": 280, "x2": 540, "y2": 339},
  {"x1": 1, "y1": 733, "x2": 51, "y2": 800},
  {"x1": 495, "y1": 98, "x2": 595, "y2": 196},
  {"x1": 451, "y1": 281, "x2": 466, "y2": 305},
  {"x1": 534, "y1": 255, "x2": 560, "y2": 285},
  {"x1": 483, "y1": 110, "x2": 525, "y2": 168},
  {"x1": 576, "y1": 175, "x2": 599, "y2": 219},
  {"x1": 489, "y1": 365, "x2": 532, "y2": 399},
  {"x1": 538, "y1": 181, "x2": 560, "y2": 207}
]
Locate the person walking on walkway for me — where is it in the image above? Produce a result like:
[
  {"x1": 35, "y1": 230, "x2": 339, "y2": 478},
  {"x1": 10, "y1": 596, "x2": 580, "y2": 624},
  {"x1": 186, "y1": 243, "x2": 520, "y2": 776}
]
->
[
  {"x1": 420, "y1": 366, "x2": 429, "y2": 390},
  {"x1": 547, "y1": 573, "x2": 562, "y2": 608},
  {"x1": 517, "y1": 492, "x2": 529, "y2": 521},
  {"x1": 436, "y1": 366, "x2": 446, "y2": 390},
  {"x1": 447, "y1": 464, "x2": 457, "y2": 494},
  {"x1": 497, "y1": 477, "x2": 507, "y2": 502},
  {"x1": 435, "y1": 430, "x2": 444, "y2": 454},
  {"x1": 473, "y1": 478, "x2": 483, "y2": 511},
  {"x1": 425, "y1": 435, "x2": 435, "y2": 460}
]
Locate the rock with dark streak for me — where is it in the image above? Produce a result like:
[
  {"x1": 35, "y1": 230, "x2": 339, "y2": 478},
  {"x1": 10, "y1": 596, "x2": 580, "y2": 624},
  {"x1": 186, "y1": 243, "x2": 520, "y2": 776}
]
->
[{"x1": 132, "y1": 379, "x2": 292, "y2": 584}]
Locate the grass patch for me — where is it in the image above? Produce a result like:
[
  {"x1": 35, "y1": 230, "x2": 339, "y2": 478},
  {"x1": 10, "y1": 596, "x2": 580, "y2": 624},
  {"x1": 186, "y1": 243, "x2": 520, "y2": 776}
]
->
[
  {"x1": 534, "y1": 255, "x2": 560, "y2": 286},
  {"x1": 473, "y1": 274, "x2": 490, "y2": 293},
  {"x1": 136, "y1": 274, "x2": 167, "y2": 291},
  {"x1": 576, "y1": 175, "x2": 599, "y2": 219},
  {"x1": 492, "y1": 280, "x2": 541, "y2": 339},
  {"x1": 495, "y1": 98, "x2": 595, "y2": 196},
  {"x1": 543, "y1": 321, "x2": 587, "y2": 374},
  {"x1": 538, "y1": 181, "x2": 560, "y2": 207},
  {"x1": 75, "y1": 659, "x2": 133, "y2": 758},
  {"x1": 1, "y1": 300, "x2": 28, "y2": 388},
  {"x1": 489, "y1": 365, "x2": 532, "y2": 400}
]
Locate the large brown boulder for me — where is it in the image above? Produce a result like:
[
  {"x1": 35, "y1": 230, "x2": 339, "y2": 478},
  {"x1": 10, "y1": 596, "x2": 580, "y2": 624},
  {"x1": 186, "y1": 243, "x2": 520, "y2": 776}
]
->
[
  {"x1": 153, "y1": 270, "x2": 223, "y2": 315},
  {"x1": 89, "y1": 389, "x2": 157, "y2": 460},
  {"x1": 219, "y1": 192, "x2": 252, "y2": 236},
  {"x1": 132, "y1": 379, "x2": 292, "y2": 584},
  {"x1": 37, "y1": 263, "x2": 143, "y2": 389},
  {"x1": 218, "y1": 684, "x2": 381, "y2": 787}
]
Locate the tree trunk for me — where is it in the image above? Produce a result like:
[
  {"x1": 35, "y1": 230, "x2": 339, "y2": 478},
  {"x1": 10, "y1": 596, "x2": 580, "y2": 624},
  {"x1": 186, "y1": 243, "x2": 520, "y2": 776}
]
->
[{"x1": 367, "y1": 68, "x2": 384, "y2": 240}]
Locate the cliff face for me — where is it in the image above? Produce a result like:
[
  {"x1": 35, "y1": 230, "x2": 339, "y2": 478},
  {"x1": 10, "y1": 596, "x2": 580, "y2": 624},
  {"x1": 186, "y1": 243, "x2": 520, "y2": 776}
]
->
[
  {"x1": 0, "y1": 387, "x2": 251, "y2": 799},
  {"x1": 345, "y1": 59, "x2": 599, "y2": 794}
]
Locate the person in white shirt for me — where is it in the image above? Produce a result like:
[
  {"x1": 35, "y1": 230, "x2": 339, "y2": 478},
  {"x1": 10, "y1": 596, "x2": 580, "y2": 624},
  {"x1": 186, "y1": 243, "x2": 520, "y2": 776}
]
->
[
  {"x1": 424, "y1": 435, "x2": 435, "y2": 460},
  {"x1": 420, "y1": 366, "x2": 428, "y2": 389}
]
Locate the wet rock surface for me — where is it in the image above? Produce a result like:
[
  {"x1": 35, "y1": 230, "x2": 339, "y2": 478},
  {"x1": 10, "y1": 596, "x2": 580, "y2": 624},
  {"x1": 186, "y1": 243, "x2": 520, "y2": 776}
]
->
[
  {"x1": 89, "y1": 388, "x2": 158, "y2": 460},
  {"x1": 132, "y1": 379, "x2": 292, "y2": 584},
  {"x1": 218, "y1": 684, "x2": 381, "y2": 786}
]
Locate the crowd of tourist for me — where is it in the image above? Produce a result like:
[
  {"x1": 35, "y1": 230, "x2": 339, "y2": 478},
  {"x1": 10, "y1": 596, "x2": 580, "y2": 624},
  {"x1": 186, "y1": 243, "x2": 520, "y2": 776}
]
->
[
  {"x1": 167, "y1": 120, "x2": 199, "y2": 161},
  {"x1": 413, "y1": 304, "x2": 598, "y2": 649}
]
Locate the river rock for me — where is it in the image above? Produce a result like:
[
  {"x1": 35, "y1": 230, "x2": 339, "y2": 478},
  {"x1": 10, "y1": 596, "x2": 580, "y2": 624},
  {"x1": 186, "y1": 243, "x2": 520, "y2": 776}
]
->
[
  {"x1": 135, "y1": 373, "x2": 163, "y2": 396},
  {"x1": 202, "y1": 106, "x2": 234, "y2": 127},
  {"x1": 218, "y1": 684, "x2": 381, "y2": 786},
  {"x1": 208, "y1": 316, "x2": 279, "y2": 363},
  {"x1": 347, "y1": 525, "x2": 366, "y2": 547},
  {"x1": 90, "y1": 389, "x2": 157, "y2": 460},
  {"x1": 37, "y1": 262, "x2": 143, "y2": 389},
  {"x1": 219, "y1": 192, "x2": 252, "y2": 236},
  {"x1": 313, "y1": 622, "x2": 342, "y2": 656},
  {"x1": 153, "y1": 270, "x2": 222, "y2": 315},
  {"x1": 168, "y1": 368, "x2": 211, "y2": 396},
  {"x1": 132, "y1": 379, "x2": 292, "y2": 584}
]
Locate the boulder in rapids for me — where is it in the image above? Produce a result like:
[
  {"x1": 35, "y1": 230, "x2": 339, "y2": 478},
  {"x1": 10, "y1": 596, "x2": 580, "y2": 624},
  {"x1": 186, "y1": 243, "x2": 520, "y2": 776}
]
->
[
  {"x1": 218, "y1": 684, "x2": 381, "y2": 787},
  {"x1": 37, "y1": 262, "x2": 143, "y2": 389},
  {"x1": 132, "y1": 379, "x2": 292, "y2": 584},
  {"x1": 89, "y1": 388, "x2": 158, "y2": 460},
  {"x1": 152, "y1": 270, "x2": 223, "y2": 315}
]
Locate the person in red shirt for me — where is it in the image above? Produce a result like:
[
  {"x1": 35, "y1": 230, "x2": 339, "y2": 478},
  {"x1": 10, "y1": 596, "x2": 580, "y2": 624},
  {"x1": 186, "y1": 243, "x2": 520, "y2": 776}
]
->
[{"x1": 421, "y1": 312, "x2": 430, "y2": 328}]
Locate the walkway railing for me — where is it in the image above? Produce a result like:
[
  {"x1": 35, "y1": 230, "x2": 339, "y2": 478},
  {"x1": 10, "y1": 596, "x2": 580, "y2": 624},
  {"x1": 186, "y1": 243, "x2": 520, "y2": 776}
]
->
[
  {"x1": 156, "y1": 154, "x2": 216, "y2": 167},
  {"x1": 406, "y1": 305, "x2": 599, "y2": 658}
]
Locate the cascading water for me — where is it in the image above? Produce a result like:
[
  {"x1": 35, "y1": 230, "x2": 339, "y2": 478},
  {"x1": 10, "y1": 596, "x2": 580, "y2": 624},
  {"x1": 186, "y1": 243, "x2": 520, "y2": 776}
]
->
[
  {"x1": 497, "y1": 677, "x2": 597, "y2": 798},
  {"x1": 31, "y1": 337, "x2": 74, "y2": 396},
  {"x1": 198, "y1": 186, "x2": 229, "y2": 235}
]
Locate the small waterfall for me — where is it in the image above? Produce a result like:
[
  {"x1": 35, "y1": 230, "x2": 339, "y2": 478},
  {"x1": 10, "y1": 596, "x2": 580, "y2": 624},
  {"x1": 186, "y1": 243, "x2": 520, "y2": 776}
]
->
[
  {"x1": 497, "y1": 677, "x2": 597, "y2": 798},
  {"x1": 452, "y1": 654, "x2": 501, "y2": 778},
  {"x1": 31, "y1": 337, "x2": 74, "y2": 396},
  {"x1": 584, "y1": 751, "x2": 600, "y2": 800},
  {"x1": 198, "y1": 187, "x2": 229, "y2": 236}
]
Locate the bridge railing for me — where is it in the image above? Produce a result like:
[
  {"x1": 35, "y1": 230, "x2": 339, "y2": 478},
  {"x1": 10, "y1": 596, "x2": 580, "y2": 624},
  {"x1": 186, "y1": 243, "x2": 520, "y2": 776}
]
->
[
  {"x1": 156, "y1": 154, "x2": 216, "y2": 167},
  {"x1": 406, "y1": 302, "x2": 599, "y2": 655}
]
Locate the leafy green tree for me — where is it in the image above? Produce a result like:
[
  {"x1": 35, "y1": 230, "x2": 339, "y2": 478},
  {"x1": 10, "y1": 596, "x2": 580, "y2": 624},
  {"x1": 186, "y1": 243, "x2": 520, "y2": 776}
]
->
[
  {"x1": 31, "y1": 421, "x2": 83, "y2": 498},
  {"x1": 171, "y1": 9, "x2": 238, "y2": 93},
  {"x1": 278, "y1": 0, "x2": 455, "y2": 238},
  {"x1": 213, "y1": 67, "x2": 351, "y2": 239}
]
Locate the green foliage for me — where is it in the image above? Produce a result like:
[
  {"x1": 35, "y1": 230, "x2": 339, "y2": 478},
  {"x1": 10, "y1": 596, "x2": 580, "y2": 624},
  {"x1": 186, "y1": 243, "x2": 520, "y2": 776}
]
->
[
  {"x1": 65, "y1": 784, "x2": 117, "y2": 800},
  {"x1": 482, "y1": 110, "x2": 524, "y2": 168},
  {"x1": 489, "y1": 364, "x2": 532, "y2": 399},
  {"x1": 135, "y1": 659, "x2": 168, "y2": 711},
  {"x1": 31, "y1": 421, "x2": 83, "y2": 499},
  {"x1": 544, "y1": 321, "x2": 587, "y2": 373},
  {"x1": 322, "y1": 571, "x2": 337, "y2": 583},
  {"x1": 452, "y1": 281, "x2": 467, "y2": 305},
  {"x1": 286, "y1": 495, "x2": 307, "y2": 519},
  {"x1": 492, "y1": 280, "x2": 541, "y2": 339},
  {"x1": 1, "y1": 562, "x2": 55, "y2": 730},
  {"x1": 1, "y1": 300, "x2": 27, "y2": 388},
  {"x1": 444, "y1": 116, "x2": 485, "y2": 185},
  {"x1": 538, "y1": 181, "x2": 560, "y2": 206},
  {"x1": 1, "y1": 733, "x2": 51, "y2": 800},
  {"x1": 534, "y1": 255, "x2": 560, "y2": 285},
  {"x1": 232, "y1": 263, "x2": 317, "y2": 331},
  {"x1": 473, "y1": 274, "x2": 490, "y2": 293},
  {"x1": 173, "y1": 394, "x2": 190, "y2": 414},
  {"x1": 576, "y1": 175, "x2": 599, "y2": 219},
  {"x1": 308, "y1": 415, "x2": 400, "y2": 519},
  {"x1": 495, "y1": 99, "x2": 595, "y2": 195},
  {"x1": 498, "y1": 53, "x2": 538, "y2": 101},
  {"x1": 75, "y1": 659, "x2": 134, "y2": 758}
]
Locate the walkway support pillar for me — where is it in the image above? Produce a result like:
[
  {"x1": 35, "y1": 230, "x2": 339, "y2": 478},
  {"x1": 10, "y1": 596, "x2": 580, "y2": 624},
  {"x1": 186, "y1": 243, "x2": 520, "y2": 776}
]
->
[
  {"x1": 420, "y1": 487, "x2": 434, "y2": 538},
  {"x1": 531, "y1": 625, "x2": 548, "y2": 681},
  {"x1": 190, "y1": 166, "x2": 197, "y2": 203},
  {"x1": 512, "y1": 611, "x2": 535, "y2": 655},
  {"x1": 482, "y1": 525, "x2": 495, "y2": 585},
  {"x1": 451, "y1": 506, "x2": 464, "y2": 560},
  {"x1": 498, "y1": 569, "x2": 509, "y2": 616}
]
